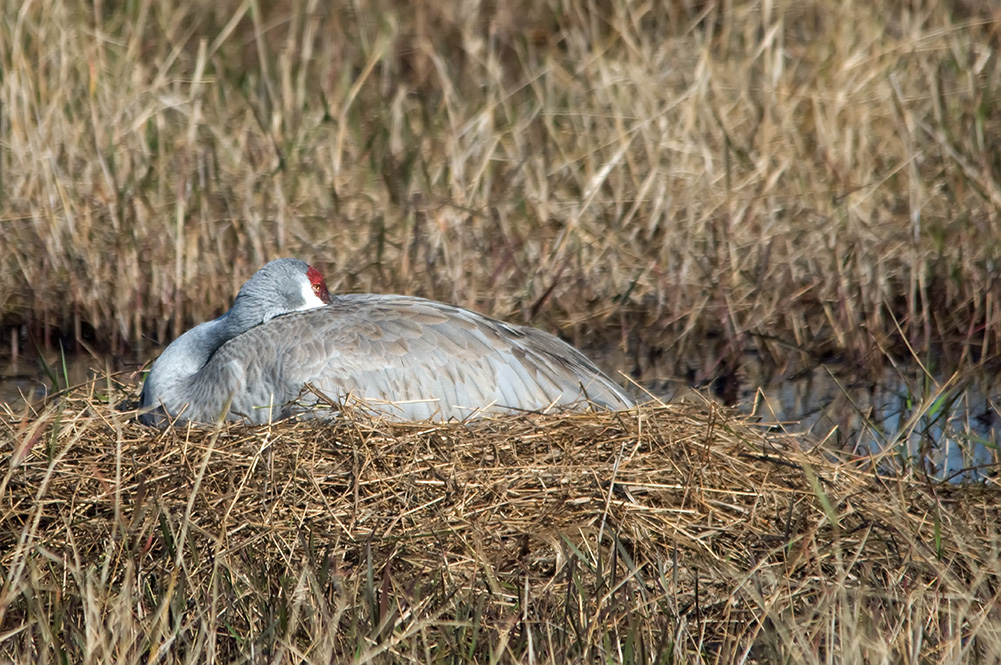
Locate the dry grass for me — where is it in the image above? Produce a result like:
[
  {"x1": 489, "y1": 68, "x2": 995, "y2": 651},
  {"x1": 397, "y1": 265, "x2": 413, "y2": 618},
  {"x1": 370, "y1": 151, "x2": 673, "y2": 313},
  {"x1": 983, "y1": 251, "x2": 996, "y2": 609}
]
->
[
  {"x1": 1, "y1": 0, "x2": 999, "y2": 381},
  {"x1": 1, "y1": 381, "x2": 1001, "y2": 662},
  {"x1": 3, "y1": 2, "x2": 1001, "y2": 661}
]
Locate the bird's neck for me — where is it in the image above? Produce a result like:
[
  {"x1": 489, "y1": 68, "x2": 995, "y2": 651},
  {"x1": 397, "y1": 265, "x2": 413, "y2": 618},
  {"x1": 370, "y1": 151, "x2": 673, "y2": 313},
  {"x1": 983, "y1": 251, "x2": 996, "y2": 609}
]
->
[{"x1": 145, "y1": 312, "x2": 246, "y2": 389}]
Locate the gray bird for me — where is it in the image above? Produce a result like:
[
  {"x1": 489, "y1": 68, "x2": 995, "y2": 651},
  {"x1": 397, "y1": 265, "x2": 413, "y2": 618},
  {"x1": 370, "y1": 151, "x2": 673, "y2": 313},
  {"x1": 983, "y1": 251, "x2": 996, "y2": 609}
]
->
[{"x1": 138, "y1": 258, "x2": 634, "y2": 426}]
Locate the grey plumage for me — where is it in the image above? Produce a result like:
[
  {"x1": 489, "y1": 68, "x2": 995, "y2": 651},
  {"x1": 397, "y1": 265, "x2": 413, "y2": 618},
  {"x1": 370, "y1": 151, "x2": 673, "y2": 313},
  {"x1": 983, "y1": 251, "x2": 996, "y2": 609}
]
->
[{"x1": 139, "y1": 258, "x2": 634, "y2": 426}]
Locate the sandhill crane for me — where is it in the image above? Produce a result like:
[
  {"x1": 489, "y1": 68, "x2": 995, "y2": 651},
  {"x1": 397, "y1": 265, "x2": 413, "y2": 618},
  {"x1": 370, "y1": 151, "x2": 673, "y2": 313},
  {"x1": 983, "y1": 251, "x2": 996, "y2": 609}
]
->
[{"x1": 138, "y1": 258, "x2": 634, "y2": 425}]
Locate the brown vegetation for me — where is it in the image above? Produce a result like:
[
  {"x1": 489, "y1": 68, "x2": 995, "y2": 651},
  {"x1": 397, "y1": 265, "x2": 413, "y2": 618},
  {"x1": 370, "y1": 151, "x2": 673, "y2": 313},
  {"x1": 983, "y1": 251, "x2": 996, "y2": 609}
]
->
[
  {"x1": 1, "y1": 0, "x2": 999, "y2": 381},
  {"x1": 2, "y1": 388, "x2": 1001, "y2": 662},
  {"x1": 3, "y1": 1, "x2": 1001, "y2": 661}
]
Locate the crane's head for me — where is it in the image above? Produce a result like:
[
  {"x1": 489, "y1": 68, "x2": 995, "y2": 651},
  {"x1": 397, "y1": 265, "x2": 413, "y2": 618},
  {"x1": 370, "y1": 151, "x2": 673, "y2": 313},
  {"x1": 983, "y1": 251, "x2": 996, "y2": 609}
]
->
[
  {"x1": 231, "y1": 258, "x2": 332, "y2": 326},
  {"x1": 305, "y1": 264, "x2": 332, "y2": 306}
]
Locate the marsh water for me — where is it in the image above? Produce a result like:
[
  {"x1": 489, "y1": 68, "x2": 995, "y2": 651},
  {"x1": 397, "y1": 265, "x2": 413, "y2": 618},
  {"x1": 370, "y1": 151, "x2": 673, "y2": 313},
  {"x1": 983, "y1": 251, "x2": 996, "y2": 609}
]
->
[{"x1": 2, "y1": 349, "x2": 998, "y2": 482}]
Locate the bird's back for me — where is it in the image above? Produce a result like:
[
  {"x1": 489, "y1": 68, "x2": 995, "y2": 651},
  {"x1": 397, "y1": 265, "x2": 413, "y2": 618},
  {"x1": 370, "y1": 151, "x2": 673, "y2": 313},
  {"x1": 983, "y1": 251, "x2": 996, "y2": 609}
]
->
[{"x1": 203, "y1": 294, "x2": 633, "y2": 423}]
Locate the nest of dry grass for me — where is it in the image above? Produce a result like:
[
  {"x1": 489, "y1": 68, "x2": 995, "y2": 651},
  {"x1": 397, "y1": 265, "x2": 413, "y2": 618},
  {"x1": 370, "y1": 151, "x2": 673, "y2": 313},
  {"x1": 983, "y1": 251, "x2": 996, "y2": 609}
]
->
[{"x1": 2, "y1": 385, "x2": 1001, "y2": 662}]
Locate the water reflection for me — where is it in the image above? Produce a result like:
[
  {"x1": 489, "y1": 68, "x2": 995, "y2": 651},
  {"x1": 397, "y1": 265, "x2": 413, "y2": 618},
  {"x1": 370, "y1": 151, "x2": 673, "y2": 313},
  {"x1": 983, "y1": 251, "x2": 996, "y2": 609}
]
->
[
  {"x1": 737, "y1": 362, "x2": 1000, "y2": 482},
  {"x1": 0, "y1": 353, "x2": 134, "y2": 415},
  {"x1": 1, "y1": 351, "x2": 998, "y2": 482}
]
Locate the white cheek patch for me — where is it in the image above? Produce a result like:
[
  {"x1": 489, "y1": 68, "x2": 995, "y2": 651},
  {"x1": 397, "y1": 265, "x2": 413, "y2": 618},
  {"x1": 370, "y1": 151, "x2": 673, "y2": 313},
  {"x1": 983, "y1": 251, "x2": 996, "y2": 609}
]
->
[{"x1": 300, "y1": 282, "x2": 329, "y2": 310}]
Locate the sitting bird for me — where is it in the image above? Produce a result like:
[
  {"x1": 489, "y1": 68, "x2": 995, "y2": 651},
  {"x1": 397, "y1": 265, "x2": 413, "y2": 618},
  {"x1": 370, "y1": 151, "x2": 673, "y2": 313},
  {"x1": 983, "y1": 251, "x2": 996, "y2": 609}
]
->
[{"x1": 139, "y1": 258, "x2": 634, "y2": 425}]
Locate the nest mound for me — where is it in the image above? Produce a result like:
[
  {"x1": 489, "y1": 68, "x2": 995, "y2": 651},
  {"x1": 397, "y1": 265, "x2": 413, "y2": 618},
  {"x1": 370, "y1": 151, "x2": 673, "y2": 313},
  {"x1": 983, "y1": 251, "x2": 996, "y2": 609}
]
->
[{"x1": 2, "y1": 388, "x2": 1000, "y2": 662}]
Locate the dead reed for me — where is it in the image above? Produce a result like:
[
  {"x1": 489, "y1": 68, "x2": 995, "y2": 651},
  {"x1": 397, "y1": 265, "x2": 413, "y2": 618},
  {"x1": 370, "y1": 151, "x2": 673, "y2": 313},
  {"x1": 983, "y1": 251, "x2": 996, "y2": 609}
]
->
[
  {"x1": 2, "y1": 382, "x2": 1001, "y2": 662},
  {"x1": 1, "y1": 0, "x2": 1000, "y2": 380}
]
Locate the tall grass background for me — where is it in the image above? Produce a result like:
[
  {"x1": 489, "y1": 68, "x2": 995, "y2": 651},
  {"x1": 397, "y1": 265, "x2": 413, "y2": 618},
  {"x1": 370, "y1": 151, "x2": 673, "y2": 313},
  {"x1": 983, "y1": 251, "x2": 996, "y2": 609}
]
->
[
  {"x1": 2, "y1": 0, "x2": 998, "y2": 380},
  {"x1": 3, "y1": 2, "x2": 1001, "y2": 662}
]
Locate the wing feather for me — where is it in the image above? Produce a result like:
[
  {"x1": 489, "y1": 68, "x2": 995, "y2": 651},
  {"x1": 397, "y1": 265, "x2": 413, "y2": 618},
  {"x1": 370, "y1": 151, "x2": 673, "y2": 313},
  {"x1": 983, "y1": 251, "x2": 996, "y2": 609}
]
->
[{"x1": 199, "y1": 293, "x2": 632, "y2": 422}]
